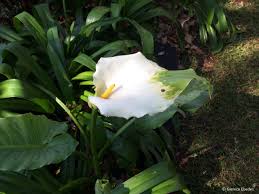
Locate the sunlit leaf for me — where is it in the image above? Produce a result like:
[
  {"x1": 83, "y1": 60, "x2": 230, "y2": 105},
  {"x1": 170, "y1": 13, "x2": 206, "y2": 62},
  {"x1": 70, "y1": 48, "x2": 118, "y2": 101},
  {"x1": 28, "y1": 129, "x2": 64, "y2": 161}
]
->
[
  {"x1": 14, "y1": 12, "x2": 47, "y2": 47},
  {"x1": 0, "y1": 79, "x2": 55, "y2": 113}
]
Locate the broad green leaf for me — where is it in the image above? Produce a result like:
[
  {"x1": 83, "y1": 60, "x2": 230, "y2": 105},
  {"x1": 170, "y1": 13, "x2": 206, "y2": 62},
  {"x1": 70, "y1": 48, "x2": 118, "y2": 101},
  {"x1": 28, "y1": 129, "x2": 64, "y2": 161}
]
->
[
  {"x1": 0, "y1": 171, "x2": 49, "y2": 194},
  {"x1": 0, "y1": 113, "x2": 78, "y2": 171},
  {"x1": 152, "y1": 69, "x2": 208, "y2": 100},
  {"x1": 86, "y1": 6, "x2": 110, "y2": 26},
  {"x1": 0, "y1": 79, "x2": 55, "y2": 113},
  {"x1": 111, "y1": 161, "x2": 184, "y2": 194},
  {"x1": 175, "y1": 78, "x2": 212, "y2": 113},
  {"x1": 133, "y1": 105, "x2": 178, "y2": 131},
  {"x1": 0, "y1": 25, "x2": 23, "y2": 42},
  {"x1": 0, "y1": 63, "x2": 15, "y2": 79},
  {"x1": 3, "y1": 43, "x2": 58, "y2": 93},
  {"x1": 0, "y1": 99, "x2": 52, "y2": 113},
  {"x1": 14, "y1": 11, "x2": 47, "y2": 47},
  {"x1": 108, "y1": 105, "x2": 177, "y2": 133},
  {"x1": 47, "y1": 27, "x2": 73, "y2": 100},
  {"x1": 91, "y1": 40, "x2": 139, "y2": 58},
  {"x1": 33, "y1": 3, "x2": 55, "y2": 31}
]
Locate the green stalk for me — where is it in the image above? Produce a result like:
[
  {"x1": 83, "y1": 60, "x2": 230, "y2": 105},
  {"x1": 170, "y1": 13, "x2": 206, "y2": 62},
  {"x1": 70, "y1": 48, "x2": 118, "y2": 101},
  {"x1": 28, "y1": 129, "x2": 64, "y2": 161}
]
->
[
  {"x1": 89, "y1": 108, "x2": 101, "y2": 177},
  {"x1": 34, "y1": 84, "x2": 88, "y2": 144},
  {"x1": 98, "y1": 117, "x2": 136, "y2": 159},
  {"x1": 62, "y1": 0, "x2": 67, "y2": 20}
]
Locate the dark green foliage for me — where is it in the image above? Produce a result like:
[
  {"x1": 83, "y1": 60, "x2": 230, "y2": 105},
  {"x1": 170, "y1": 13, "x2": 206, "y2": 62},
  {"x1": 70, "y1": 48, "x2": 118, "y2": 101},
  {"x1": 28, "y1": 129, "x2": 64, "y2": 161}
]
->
[
  {"x1": 0, "y1": 1, "x2": 214, "y2": 193},
  {"x1": 177, "y1": 0, "x2": 235, "y2": 52}
]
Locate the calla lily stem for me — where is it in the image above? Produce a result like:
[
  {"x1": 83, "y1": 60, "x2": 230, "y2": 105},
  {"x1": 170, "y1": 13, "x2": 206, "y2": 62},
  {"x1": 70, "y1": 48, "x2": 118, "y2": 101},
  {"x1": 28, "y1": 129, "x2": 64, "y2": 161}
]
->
[
  {"x1": 89, "y1": 108, "x2": 101, "y2": 177},
  {"x1": 98, "y1": 117, "x2": 136, "y2": 159},
  {"x1": 33, "y1": 84, "x2": 88, "y2": 145}
]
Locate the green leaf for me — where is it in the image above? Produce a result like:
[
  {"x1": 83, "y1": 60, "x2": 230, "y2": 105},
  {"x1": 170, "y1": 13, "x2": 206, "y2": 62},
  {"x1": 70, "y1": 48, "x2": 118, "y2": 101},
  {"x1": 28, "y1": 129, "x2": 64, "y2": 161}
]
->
[
  {"x1": 81, "y1": 17, "x2": 153, "y2": 55},
  {"x1": 206, "y1": 24, "x2": 223, "y2": 53},
  {"x1": 0, "y1": 25, "x2": 23, "y2": 42},
  {"x1": 0, "y1": 110, "x2": 20, "y2": 118},
  {"x1": 91, "y1": 40, "x2": 139, "y2": 58},
  {"x1": 111, "y1": 3, "x2": 122, "y2": 18},
  {"x1": 0, "y1": 99, "x2": 51, "y2": 114},
  {"x1": 0, "y1": 171, "x2": 50, "y2": 194},
  {"x1": 175, "y1": 78, "x2": 212, "y2": 113},
  {"x1": 80, "y1": 17, "x2": 121, "y2": 37},
  {"x1": 126, "y1": 0, "x2": 153, "y2": 16},
  {"x1": 146, "y1": 175, "x2": 190, "y2": 194},
  {"x1": 109, "y1": 131, "x2": 138, "y2": 168},
  {"x1": 126, "y1": 19, "x2": 154, "y2": 56},
  {"x1": 72, "y1": 71, "x2": 93, "y2": 81},
  {"x1": 0, "y1": 79, "x2": 55, "y2": 113},
  {"x1": 33, "y1": 3, "x2": 55, "y2": 31},
  {"x1": 14, "y1": 11, "x2": 47, "y2": 47},
  {"x1": 3, "y1": 43, "x2": 58, "y2": 93},
  {"x1": 111, "y1": 161, "x2": 186, "y2": 194},
  {"x1": 70, "y1": 53, "x2": 96, "y2": 74},
  {"x1": 133, "y1": 105, "x2": 178, "y2": 131},
  {"x1": 0, "y1": 43, "x2": 6, "y2": 63},
  {"x1": 153, "y1": 69, "x2": 208, "y2": 100},
  {"x1": 111, "y1": 3, "x2": 122, "y2": 29},
  {"x1": 110, "y1": 105, "x2": 178, "y2": 134},
  {"x1": 0, "y1": 63, "x2": 15, "y2": 79},
  {"x1": 47, "y1": 27, "x2": 73, "y2": 100},
  {"x1": 0, "y1": 113, "x2": 78, "y2": 171},
  {"x1": 80, "y1": 80, "x2": 93, "y2": 86},
  {"x1": 215, "y1": 7, "x2": 228, "y2": 33},
  {"x1": 199, "y1": 25, "x2": 208, "y2": 44},
  {"x1": 86, "y1": 6, "x2": 110, "y2": 26}
]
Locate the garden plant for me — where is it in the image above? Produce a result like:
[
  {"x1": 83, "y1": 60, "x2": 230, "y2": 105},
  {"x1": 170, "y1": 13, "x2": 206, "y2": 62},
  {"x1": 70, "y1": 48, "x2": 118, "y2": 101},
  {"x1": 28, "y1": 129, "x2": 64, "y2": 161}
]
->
[{"x1": 0, "y1": 0, "x2": 237, "y2": 193}]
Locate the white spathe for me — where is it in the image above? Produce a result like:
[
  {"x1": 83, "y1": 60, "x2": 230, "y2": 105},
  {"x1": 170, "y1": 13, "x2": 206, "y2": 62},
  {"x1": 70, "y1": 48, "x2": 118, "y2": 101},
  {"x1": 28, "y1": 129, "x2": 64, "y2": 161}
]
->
[{"x1": 88, "y1": 52, "x2": 175, "y2": 119}]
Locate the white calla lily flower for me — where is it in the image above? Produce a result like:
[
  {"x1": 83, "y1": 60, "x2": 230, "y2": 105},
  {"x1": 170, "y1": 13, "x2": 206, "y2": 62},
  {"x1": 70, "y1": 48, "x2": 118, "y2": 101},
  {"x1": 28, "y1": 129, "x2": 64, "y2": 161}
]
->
[{"x1": 88, "y1": 52, "x2": 177, "y2": 119}]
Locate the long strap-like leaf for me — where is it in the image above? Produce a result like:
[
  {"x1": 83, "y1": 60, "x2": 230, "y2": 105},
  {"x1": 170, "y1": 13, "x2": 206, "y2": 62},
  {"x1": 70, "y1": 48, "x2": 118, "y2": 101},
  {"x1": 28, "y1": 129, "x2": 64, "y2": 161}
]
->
[{"x1": 47, "y1": 27, "x2": 73, "y2": 100}]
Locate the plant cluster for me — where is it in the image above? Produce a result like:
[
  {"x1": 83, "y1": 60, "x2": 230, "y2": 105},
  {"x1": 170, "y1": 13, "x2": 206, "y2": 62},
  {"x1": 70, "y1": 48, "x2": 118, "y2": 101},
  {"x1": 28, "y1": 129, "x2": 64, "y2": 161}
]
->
[{"x1": 0, "y1": 1, "x2": 218, "y2": 193}]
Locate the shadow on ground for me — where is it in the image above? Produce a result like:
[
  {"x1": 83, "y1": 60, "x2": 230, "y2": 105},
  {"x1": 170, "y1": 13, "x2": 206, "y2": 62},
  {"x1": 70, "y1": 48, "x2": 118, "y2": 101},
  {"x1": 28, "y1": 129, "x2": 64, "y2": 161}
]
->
[{"x1": 174, "y1": 1, "x2": 259, "y2": 192}]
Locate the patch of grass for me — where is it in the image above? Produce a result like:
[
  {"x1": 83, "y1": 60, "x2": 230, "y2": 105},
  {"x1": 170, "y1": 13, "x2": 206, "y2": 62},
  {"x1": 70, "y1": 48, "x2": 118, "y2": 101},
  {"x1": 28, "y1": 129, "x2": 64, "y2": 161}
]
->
[{"x1": 179, "y1": 0, "x2": 259, "y2": 193}]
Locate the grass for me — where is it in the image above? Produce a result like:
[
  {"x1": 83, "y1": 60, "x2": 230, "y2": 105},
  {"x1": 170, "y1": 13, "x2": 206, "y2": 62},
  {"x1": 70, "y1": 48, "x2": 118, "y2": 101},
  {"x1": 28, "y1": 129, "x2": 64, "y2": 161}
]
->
[{"x1": 178, "y1": 0, "x2": 259, "y2": 193}]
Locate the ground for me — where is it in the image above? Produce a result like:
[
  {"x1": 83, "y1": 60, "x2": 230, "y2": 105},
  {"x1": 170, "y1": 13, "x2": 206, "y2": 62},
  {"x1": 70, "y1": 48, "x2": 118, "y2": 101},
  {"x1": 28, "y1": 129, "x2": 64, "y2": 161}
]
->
[{"x1": 179, "y1": 0, "x2": 259, "y2": 193}]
